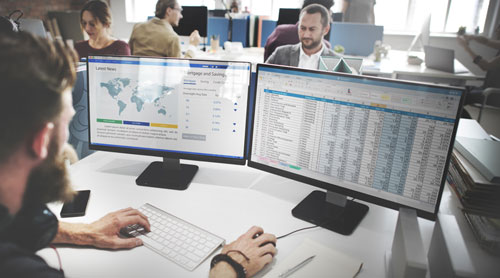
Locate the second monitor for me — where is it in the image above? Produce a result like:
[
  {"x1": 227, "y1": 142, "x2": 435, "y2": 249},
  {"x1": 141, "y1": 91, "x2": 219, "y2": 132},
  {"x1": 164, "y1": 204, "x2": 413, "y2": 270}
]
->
[
  {"x1": 249, "y1": 64, "x2": 463, "y2": 235},
  {"x1": 87, "y1": 56, "x2": 251, "y2": 190}
]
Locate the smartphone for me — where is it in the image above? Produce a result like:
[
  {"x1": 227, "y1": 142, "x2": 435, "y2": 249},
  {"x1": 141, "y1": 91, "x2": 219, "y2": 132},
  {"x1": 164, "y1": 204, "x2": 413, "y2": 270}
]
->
[{"x1": 60, "y1": 190, "x2": 90, "y2": 218}]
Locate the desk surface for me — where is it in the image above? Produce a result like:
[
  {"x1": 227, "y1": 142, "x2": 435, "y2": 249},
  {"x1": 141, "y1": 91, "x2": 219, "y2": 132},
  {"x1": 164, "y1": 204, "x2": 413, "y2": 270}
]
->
[
  {"x1": 360, "y1": 50, "x2": 483, "y2": 80},
  {"x1": 38, "y1": 148, "x2": 499, "y2": 277}
]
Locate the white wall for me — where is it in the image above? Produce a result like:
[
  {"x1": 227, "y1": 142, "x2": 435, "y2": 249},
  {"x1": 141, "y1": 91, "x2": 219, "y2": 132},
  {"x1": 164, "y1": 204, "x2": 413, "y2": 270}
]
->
[{"x1": 110, "y1": 0, "x2": 136, "y2": 41}]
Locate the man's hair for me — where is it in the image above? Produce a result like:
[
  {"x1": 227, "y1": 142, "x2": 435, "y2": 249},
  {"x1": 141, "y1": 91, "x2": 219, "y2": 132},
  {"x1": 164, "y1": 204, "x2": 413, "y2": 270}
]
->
[
  {"x1": 155, "y1": 0, "x2": 177, "y2": 19},
  {"x1": 300, "y1": 4, "x2": 331, "y2": 28},
  {"x1": 0, "y1": 32, "x2": 77, "y2": 163},
  {"x1": 80, "y1": 0, "x2": 112, "y2": 27},
  {"x1": 302, "y1": 0, "x2": 334, "y2": 10}
]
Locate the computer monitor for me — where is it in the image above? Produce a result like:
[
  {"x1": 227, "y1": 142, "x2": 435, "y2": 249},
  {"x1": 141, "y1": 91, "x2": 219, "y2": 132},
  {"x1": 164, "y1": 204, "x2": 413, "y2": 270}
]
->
[
  {"x1": 209, "y1": 9, "x2": 228, "y2": 17},
  {"x1": 87, "y1": 55, "x2": 251, "y2": 190},
  {"x1": 277, "y1": 8, "x2": 300, "y2": 25},
  {"x1": 173, "y1": 6, "x2": 208, "y2": 37},
  {"x1": 19, "y1": 18, "x2": 47, "y2": 38},
  {"x1": 407, "y1": 14, "x2": 431, "y2": 53},
  {"x1": 248, "y1": 64, "x2": 464, "y2": 235}
]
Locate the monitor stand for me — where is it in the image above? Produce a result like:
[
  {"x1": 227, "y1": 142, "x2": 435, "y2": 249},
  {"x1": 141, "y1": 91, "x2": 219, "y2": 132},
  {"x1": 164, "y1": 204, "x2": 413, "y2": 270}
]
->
[
  {"x1": 292, "y1": 190, "x2": 369, "y2": 235},
  {"x1": 136, "y1": 157, "x2": 198, "y2": 190}
]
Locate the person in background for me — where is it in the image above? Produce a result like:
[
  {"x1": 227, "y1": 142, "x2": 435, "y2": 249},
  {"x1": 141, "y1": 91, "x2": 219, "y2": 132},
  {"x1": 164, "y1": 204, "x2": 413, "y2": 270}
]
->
[
  {"x1": 74, "y1": 0, "x2": 130, "y2": 60},
  {"x1": 129, "y1": 0, "x2": 201, "y2": 58},
  {"x1": 263, "y1": 0, "x2": 334, "y2": 61},
  {"x1": 342, "y1": 0, "x2": 375, "y2": 24},
  {"x1": 266, "y1": 4, "x2": 336, "y2": 69},
  {"x1": 457, "y1": 25, "x2": 500, "y2": 110}
]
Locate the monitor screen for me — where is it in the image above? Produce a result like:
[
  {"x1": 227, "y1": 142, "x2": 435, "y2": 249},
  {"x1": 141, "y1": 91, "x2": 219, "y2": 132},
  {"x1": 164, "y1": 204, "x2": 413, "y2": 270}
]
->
[
  {"x1": 277, "y1": 8, "x2": 300, "y2": 25},
  {"x1": 87, "y1": 55, "x2": 251, "y2": 189},
  {"x1": 173, "y1": 6, "x2": 208, "y2": 37},
  {"x1": 248, "y1": 64, "x2": 463, "y2": 233}
]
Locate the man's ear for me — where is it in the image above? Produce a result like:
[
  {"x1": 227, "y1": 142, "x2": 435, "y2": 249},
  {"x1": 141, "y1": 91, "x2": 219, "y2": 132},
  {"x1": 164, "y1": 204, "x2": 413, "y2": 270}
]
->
[
  {"x1": 323, "y1": 23, "x2": 331, "y2": 36},
  {"x1": 31, "y1": 122, "x2": 54, "y2": 159}
]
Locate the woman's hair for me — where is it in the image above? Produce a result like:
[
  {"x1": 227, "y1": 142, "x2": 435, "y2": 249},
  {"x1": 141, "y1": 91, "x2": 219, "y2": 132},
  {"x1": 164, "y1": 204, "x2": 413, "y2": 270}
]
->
[{"x1": 80, "y1": 0, "x2": 112, "y2": 28}]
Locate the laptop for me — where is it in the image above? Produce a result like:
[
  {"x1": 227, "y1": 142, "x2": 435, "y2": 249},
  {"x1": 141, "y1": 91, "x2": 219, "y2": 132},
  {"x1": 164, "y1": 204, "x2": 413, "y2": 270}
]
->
[
  {"x1": 424, "y1": 45, "x2": 468, "y2": 73},
  {"x1": 19, "y1": 19, "x2": 47, "y2": 38}
]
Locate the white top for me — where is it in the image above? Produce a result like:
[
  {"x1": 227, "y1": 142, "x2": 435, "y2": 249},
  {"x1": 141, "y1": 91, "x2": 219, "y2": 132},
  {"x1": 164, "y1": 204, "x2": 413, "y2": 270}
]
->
[{"x1": 298, "y1": 43, "x2": 325, "y2": 70}]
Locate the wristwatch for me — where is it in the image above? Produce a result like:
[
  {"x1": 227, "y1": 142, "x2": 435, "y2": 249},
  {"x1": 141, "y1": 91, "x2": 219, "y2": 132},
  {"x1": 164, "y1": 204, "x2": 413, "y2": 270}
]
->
[{"x1": 210, "y1": 253, "x2": 247, "y2": 278}]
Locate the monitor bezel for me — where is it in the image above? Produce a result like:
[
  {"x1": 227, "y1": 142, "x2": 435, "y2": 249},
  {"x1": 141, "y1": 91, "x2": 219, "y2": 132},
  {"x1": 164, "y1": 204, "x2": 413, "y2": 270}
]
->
[
  {"x1": 247, "y1": 63, "x2": 465, "y2": 220},
  {"x1": 86, "y1": 55, "x2": 252, "y2": 166}
]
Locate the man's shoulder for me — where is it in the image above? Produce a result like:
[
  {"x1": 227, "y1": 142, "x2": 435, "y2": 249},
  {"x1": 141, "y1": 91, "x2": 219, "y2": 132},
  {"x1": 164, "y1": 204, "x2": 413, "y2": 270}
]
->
[
  {"x1": 0, "y1": 241, "x2": 63, "y2": 277},
  {"x1": 274, "y1": 43, "x2": 300, "y2": 54}
]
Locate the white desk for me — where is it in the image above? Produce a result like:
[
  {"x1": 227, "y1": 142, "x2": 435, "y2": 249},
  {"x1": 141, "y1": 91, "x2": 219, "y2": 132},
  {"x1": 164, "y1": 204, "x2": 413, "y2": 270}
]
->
[
  {"x1": 37, "y1": 149, "x2": 499, "y2": 277},
  {"x1": 359, "y1": 50, "x2": 483, "y2": 86}
]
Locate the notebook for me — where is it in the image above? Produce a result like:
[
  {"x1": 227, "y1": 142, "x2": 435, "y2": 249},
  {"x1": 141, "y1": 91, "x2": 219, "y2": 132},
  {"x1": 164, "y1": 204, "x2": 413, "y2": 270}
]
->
[{"x1": 263, "y1": 238, "x2": 363, "y2": 278}]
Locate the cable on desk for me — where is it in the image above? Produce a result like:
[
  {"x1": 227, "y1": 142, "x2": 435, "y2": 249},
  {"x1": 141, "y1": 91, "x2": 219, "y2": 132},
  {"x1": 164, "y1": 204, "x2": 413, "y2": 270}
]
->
[
  {"x1": 49, "y1": 244, "x2": 64, "y2": 275},
  {"x1": 277, "y1": 224, "x2": 320, "y2": 239}
]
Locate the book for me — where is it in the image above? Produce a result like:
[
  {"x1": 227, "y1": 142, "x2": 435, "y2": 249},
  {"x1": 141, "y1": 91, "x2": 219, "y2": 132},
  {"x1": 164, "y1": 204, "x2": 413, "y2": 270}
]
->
[
  {"x1": 263, "y1": 238, "x2": 363, "y2": 278},
  {"x1": 455, "y1": 137, "x2": 500, "y2": 183},
  {"x1": 464, "y1": 212, "x2": 500, "y2": 255}
]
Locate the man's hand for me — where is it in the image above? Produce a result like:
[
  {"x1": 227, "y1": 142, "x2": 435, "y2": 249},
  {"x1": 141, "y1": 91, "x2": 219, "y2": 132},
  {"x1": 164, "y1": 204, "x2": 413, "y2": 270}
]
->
[
  {"x1": 210, "y1": 226, "x2": 277, "y2": 278},
  {"x1": 86, "y1": 207, "x2": 150, "y2": 249},
  {"x1": 53, "y1": 207, "x2": 150, "y2": 250},
  {"x1": 189, "y1": 30, "x2": 201, "y2": 46}
]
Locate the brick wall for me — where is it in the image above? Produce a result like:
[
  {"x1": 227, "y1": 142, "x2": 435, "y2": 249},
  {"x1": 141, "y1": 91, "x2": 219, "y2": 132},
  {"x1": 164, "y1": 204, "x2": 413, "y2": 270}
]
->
[{"x1": 0, "y1": 0, "x2": 93, "y2": 20}]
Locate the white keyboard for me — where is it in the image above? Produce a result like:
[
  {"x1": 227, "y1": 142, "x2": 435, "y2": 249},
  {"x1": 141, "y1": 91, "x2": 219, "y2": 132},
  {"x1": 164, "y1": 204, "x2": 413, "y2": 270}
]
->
[{"x1": 121, "y1": 203, "x2": 225, "y2": 271}]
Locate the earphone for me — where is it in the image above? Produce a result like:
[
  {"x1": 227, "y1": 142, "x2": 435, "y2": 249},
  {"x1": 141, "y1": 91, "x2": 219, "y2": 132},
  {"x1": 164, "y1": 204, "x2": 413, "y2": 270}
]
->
[{"x1": 0, "y1": 10, "x2": 23, "y2": 33}]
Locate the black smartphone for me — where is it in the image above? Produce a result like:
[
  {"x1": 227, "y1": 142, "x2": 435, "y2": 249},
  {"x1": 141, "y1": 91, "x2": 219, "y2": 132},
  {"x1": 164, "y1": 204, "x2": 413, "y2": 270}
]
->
[{"x1": 60, "y1": 190, "x2": 90, "y2": 218}]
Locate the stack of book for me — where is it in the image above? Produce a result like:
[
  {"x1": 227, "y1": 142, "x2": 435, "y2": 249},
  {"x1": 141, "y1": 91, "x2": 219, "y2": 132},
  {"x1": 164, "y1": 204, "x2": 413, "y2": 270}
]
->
[{"x1": 447, "y1": 136, "x2": 500, "y2": 255}]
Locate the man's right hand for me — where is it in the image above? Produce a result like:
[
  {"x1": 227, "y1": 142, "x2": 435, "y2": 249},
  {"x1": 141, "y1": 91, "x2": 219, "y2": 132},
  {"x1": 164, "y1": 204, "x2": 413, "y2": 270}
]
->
[
  {"x1": 189, "y1": 30, "x2": 201, "y2": 46},
  {"x1": 211, "y1": 226, "x2": 277, "y2": 278}
]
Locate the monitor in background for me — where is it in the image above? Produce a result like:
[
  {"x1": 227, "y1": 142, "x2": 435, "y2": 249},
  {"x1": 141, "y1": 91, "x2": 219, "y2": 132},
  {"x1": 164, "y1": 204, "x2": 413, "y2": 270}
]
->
[
  {"x1": 329, "y1": 23, "x2": 384, "y2": 56},
  {"x1": 249, "y1": 64, "x2": 463, "y2": 235},
  {"x1": 277, "y1": 8, "x2": 300, "y2": 25},
  {"x1": 173, "y1": 6, "x2": 208, "y2": 37},
  {"x1": 209, "y1": 9, "x2": 227, "y2": 17},
  {"x1": 19, "y1": 18, "x2": 47, "y2": 38},
  {"x1": 87, "y1": 56, "x2": 251, "y2": 190},
  {"x1": 407, "y1": 14, "x2": 431, "y2": 53}
]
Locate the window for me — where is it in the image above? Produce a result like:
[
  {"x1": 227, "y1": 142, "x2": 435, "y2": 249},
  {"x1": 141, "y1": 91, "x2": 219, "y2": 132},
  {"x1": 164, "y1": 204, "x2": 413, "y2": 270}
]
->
[
  {"x1": 125, "y1": 0, "x2": 492, "y2": 35},
  {"x1": 374, "y1": 0, "x2": 491, "y2": 34}
]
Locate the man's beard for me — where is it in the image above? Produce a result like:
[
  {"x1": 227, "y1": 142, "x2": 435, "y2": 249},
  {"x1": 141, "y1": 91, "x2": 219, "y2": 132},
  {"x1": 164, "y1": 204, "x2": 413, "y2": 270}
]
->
[
  {"x1": 23, "y1": 137, "x2": 75, "y2": 207},
  {"x1": 301, "y1": 37, "x2": 322, "y2": 50}
]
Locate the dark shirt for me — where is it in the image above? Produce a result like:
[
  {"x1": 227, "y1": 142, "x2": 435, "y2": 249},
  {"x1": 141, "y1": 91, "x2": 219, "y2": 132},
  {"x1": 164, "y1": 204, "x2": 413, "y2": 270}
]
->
[
  {"x1": 74, "y1": 40, "x2": 131, "y2": 59},
  {"x1": 0, "y1": 241, "x2": 64, "y2": 277},
  {"x1": 264, "y1": 23, "x2": 331, "y2": 61}
]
